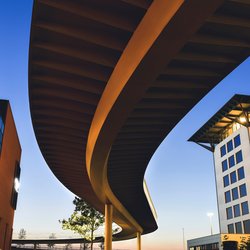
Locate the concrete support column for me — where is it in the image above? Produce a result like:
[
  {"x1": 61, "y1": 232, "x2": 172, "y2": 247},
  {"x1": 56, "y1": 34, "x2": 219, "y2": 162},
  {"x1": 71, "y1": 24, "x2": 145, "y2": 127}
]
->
[
  {"x1": 105, "y1": 204, "x2": 113, "y2": 250},
  {"x1": 137, "y1": 232, "x2": 141, "y2": 250}
]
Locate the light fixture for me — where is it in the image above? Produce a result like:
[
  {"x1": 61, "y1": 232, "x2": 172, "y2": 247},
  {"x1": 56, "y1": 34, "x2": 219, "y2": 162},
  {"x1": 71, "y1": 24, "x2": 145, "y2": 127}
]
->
[
  {"x1": 239, "y1": 116, "x2": 247, "y2": 123},
  {"x1": 207, "y1": 212, "x2": 214, "y2": 235},
  {"x1": 14, "y1": 177, "x2": 20, "y2": 192}
]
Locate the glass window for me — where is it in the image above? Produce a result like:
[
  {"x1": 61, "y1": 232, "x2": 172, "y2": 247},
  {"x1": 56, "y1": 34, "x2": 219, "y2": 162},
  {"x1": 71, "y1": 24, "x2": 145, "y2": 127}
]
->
[
  {"x1": 221, "y1": 145, "x2": 226, "y2": 157},
  {"x1": 229, "y1": 155, "x2": 235, "y2": 168},
  {"x1": 228, "y1": 223, "x2": 234, "y2": 233},
  {"x1": 233, "y1": 204, "x2": 241, "y2": 217},
  {"x1": 225, "y1": 191, "x2": 231, "y2": 203},
  {"x1": 0, "y1": 116, "x2": 3, "y2": 152},
  {"x1": 238, "y1": 167, "x2": 245, "y2": 180},
  {"x1": 222, "y1": 160, "x2": 228, "y2": 172},
  {"x1": 0, "y1": 116, "x2": 4, "y2": 133},
  {"x1": 227, "y1": 140, "x2": 233, "y2": 153},
  {"x1": 235, "y1": 222, "x2": 243, "y2": 233},
  {"x1": 230, "y1": 171, "x2": 237, "y2": 184},
  {"x1": 226, "y1": 207, "x2": 233, "y2": 219},
  {"x1": 232, "y1": 187, "x2": 239, "y2": 200},
  {"x1": 243, "y1": 220, "x2": 250, "y2": 233},
  {"x1": 223, "y1": 175, "x2": 230, "y2": 187},
  {"x1": 236, "y1": 151, "x2": 243, "y2": 164},
  {"x1": 0, "y1": 131, "x2": 2, "y2": 152},
  {"x1": 234, "y1": 134, "x2": 241, "y2": 148},
  {"x1": 239, "y1": 184, "x2": 247, "y2": 197},
  {"x1": 241, "y1": 201, "x2": 249, "y2": 215}
]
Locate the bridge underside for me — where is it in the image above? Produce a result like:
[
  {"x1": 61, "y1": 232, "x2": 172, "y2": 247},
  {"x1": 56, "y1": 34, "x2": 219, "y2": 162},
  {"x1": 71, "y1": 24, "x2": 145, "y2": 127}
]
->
[{"x1": 29, "y1": 0, "x2": 250, "y2": 241}]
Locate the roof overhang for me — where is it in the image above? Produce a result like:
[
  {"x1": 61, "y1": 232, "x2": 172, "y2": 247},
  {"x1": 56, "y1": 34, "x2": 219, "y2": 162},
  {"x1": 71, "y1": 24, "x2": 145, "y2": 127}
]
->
[{"x1": 189, "y1": 94, "x2": 250, "y2": 145}]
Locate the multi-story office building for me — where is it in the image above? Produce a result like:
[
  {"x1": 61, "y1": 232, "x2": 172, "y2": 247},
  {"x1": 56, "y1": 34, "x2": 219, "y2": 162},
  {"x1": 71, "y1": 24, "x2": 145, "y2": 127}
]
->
[
  {"x1": 0, "y1": 100, "x2": 21, "y2": 250},
  {"x1": 214, "y1": 125, "x2": 250, "y2": 234},
  {"x1": 188, "y1": 94, "x2": 250, "y2": 249},
  {"x1": 190, "y1": 94, "x2": 250, "y2": 234}
]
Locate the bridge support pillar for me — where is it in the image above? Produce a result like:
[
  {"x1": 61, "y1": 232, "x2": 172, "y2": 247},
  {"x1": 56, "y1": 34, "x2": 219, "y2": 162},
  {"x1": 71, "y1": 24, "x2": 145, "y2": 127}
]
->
[
  {"x1": 105, "y1": 203, "x2": 113, "y2": 250},
  {"x1": 137, "y1": 232, "x2": 141, "y2": 250}
]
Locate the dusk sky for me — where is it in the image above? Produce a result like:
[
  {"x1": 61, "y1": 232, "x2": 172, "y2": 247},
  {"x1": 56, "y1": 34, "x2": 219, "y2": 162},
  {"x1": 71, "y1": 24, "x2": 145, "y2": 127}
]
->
[{"x1": 1, "y1": 1, "x2": 250, "y2": 250}]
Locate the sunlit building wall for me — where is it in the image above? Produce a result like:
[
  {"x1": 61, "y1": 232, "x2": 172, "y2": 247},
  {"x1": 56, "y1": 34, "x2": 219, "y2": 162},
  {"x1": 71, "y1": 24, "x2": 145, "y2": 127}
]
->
[
  {"x1": 214, "y1": 125, "x2": 250, "y2": 234},
  {"x1": 188, "y1": 233, "x2": 250, "y2": 250},
  {"x1": 0, "y1": 100, "x2": 21, "y2": 250}
]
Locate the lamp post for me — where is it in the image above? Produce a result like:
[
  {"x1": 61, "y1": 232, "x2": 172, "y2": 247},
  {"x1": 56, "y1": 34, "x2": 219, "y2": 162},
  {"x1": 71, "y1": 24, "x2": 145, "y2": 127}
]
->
[
  {"x1": 182, "y1": 228, "x2": 185, "y2": 250},
  {"x1": 207, "y1": 212, "x2": 214, "y2": 235}
]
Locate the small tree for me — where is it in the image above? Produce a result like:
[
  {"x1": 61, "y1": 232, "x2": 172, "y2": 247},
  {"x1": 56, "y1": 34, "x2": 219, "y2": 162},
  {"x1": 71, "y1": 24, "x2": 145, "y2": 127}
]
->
[
  {"x1": 60, "y1": 197, "x2": 104, "y2": 250},
  {"x1": 18, "y1": 228, "x2": 26, "y2": 240},
  {"x1": 48, "y1": 233, "x2": 56, "y2": 249},
  {"x1": 18, "y1": 228, "x2": 26, "y2": 247}
]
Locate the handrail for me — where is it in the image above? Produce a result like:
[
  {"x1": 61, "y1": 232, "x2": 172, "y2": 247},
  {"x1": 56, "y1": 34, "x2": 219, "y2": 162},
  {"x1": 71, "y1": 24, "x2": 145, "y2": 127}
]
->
[{"x1": 143, "y1": 180, "x2": 157, "y2": 221}]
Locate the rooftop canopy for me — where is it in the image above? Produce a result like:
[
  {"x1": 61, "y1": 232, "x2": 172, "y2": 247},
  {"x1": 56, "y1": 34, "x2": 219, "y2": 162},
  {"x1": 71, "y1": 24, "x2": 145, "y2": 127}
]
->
[{"x1": 189, "y1": 94, "x2": 250, "y2": 145}]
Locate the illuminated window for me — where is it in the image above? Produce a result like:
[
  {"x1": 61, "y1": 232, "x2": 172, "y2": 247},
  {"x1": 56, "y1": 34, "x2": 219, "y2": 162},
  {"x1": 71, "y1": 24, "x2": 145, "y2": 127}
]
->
[
  {"x1": 232, "y1": 122, "x2": 241, "y2": 132},
  {"x1": 238, "y1": 167, "x2": 245, "y2": 180},
  {"x1": 222, "y1": 160, "x2": 228, "y2": 172},
  {"x1": 239, "y1": 184, "x2": 247, "y2": 198},
  {"x1": 235, "y1": 222, "x2": 243, "y2": 233},
  {"x1": 226, "y1": 207, "x2": 233, "y2": 219},
  {"x1": 221, "y1": 145, "x2": 226, "y2": 157},
  {"x1": 232, "y1": 187, "x2": 239, "y2": 200},
  {"x1": 236, "y1": 151, "x2": 243, "y2": 164},
  {"x1": 228, "y1": 155, "x2": 235, "y2": 168},
  {"x1": 230, "y1": 171, "x2": 237, "y2": 184},
  {"x1": 233, "y1": 204, "x2": 240, "y2": 217},
  {"x1": 225, "y1": 191, "x2": 231, "y2": 203},
  {"x1": 227, "y1": 140, "x2": 233, "y2": 153},
  {"x1": 11, "y1": 162, "x2": 21, "y2": 210},
  {"x1": 223, "y1": 175, "x2": 230, "y2": 187},
  {"x1": 241, "y1": 201, "x2": 249, "y2": 215},
  {"x1": 234, "y1": 135, "x2": 241, "y2": 148}
]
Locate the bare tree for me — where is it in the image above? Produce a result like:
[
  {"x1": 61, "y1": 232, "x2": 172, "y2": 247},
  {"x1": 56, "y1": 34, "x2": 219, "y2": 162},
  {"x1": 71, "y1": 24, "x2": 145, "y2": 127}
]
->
[{"x1": 18, "y1": 228, "x2": 26, "y2": 240}]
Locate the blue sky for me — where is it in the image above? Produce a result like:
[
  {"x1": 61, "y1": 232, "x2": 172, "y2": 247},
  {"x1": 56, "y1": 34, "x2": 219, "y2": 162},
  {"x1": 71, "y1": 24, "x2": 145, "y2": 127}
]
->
[{"x1": 1, "y1": 1, "x2": 250, "y2": 250}]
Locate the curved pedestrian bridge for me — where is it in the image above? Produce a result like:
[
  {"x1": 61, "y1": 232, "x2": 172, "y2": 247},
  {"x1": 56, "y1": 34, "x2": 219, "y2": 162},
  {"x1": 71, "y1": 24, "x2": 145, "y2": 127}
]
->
[{"x1": 29, "y1": 1, "x2": 250, "y2": 249}]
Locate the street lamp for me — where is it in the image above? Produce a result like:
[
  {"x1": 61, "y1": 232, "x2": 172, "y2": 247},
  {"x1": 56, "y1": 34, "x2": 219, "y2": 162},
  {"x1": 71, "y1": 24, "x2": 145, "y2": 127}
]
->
[{"x1": 207, "y1": 212, "x2": 214, "y2": 235}]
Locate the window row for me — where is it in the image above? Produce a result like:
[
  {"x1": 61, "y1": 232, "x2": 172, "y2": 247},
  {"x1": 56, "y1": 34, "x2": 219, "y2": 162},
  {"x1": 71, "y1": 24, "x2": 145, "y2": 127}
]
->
[
  {"x1": 226, "y1": 201, "x2": 249, "y2": 219},
  {"x1": 221, "y1": 150, "x2": 243, "y2": 172},
  {"x1": 223, "y1": 167, "x2": 245, "y2": 187},
  {"x1": 189, "y1": 243, "x2": 219, "y2": 250},
  {"x1": 221, "y1": 134, "x2": 241, "y2": 157},
  {"x1": 225, "y1": 183, "x2": 247, "y2": 203},
  {"x1": 228, "y1": 219, "x2": 250, "y2": 234}
]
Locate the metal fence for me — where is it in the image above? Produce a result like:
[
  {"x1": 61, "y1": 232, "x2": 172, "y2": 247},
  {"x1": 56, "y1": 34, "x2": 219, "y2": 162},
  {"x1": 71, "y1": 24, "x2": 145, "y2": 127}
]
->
[{"x1": 12, "y1": 245, "x2": 128, "y2": 250}]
